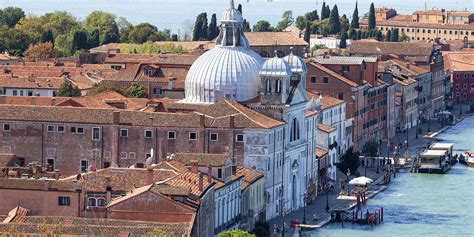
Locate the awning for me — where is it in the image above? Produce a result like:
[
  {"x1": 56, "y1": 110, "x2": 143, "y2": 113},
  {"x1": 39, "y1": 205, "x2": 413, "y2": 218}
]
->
[{"x1": 322, "y1": 175, "x2": 336, "y2": 183}]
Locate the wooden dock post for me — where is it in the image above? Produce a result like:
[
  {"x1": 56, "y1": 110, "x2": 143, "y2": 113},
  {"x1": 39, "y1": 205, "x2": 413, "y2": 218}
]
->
[{"x1": 381, "y1": 207, "x2": 384, "y2": 222}]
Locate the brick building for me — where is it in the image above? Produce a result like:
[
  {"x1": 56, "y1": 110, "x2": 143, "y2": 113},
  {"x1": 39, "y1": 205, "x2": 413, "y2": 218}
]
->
[{"x1": 444, "y1": 52, "x2": 474, "y2": 106}]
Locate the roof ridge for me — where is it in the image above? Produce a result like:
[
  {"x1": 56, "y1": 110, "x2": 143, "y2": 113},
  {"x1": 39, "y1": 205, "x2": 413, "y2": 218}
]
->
[{"x1": 224, "y1": 100, "x2": 275, "y2": 128}]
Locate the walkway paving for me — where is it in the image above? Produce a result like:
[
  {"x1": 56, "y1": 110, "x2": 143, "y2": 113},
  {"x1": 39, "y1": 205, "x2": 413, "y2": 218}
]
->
[{"x1": 267, "y1": 106, "x2": 472, "y2": 236}]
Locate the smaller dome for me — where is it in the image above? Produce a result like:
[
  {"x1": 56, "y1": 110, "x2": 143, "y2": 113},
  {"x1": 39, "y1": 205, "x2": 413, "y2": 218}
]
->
[
  {"x1": 221, "y1": 0, "x2": 244, "y2": 23},
  {"x1": 284, "y1": 52, "x2": 307, "y2": 74},
  {"x1": 259, "y1": 56, "x2": 292, "y2": 77}
]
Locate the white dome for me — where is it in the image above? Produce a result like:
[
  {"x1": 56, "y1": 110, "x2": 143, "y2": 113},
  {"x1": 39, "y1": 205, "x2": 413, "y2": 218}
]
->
[
  {"x1": 259, "y1": 57, "x2": 292, "y2": 77},
  {"x1": 182, "y1": 46, "x2": 264, "y2": 104},
  {"x1": 283, "y1": 53, "x2": 307, "y2": 74}
]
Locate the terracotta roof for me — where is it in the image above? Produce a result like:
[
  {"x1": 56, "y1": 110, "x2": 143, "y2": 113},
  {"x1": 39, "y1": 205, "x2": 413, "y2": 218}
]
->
[
  {"x1": 0, "y1": 75, "x2": 64, "y2": 90},
  {"x1": 0, "y1": 153, "x2": 15, "y2": 167},
  {"x1": 316, "y1": 147, "x2": 328, "y2": 158},
  {"x1": 0, "y1": 178, "x2": 80, "y2": 192},
  {"x1": 63, "y1": 167, "x2": 178, "y2": 193},
  {"x1": 104, "y1": 53, "x2": 198, "y2": 66},
  {"x1": 0, "y1": 95, "x2": 68, "y2": 106},
  {"x1": 2, "y1": 206, "x2": 30, "y2": 224},
  {"x1": 172, "y1": 153, "x2": 230, "y2": 167},
  {"x1": 320, "y1": 95, "x2": 344, "y2": 110},
  {"x1": 382, "y1": 59, "x2": 430, "y2": 76},
  {"x1": 348, "y1": 41, "x2": 434, "y2": 57},
  {"x1": 318, "y1": 123, "x2": 336, "y2": 133},
  {"x1": 307, "y1": 62, "x2": 359, "y2": 87},
  {"x1": 413, "y1": 10, "x2": 473, "y2": 17},
  {"x1": 244, "y1": 32, "x2": 308, "y2": 46},
  {"x1": 236, "y1": 167, "x2": 264, "y2": 190},
  {"x1": 163, "y1": 169, "x2": 220, "y2": 197},
  {"x1": 313, "y1": 56, "x2": 378, "y2": 65},
  {"x1": 444, "y1": 52, "x2": 474, "y2": 71},
  {"x1": 1, "y1": 216, "x2": 191, "y2": 236}
]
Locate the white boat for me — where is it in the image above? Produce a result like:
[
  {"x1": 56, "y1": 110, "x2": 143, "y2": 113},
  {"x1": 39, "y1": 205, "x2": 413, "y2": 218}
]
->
[{"x1": 463, "y1": 152, "x2": 474, "y2": 167}]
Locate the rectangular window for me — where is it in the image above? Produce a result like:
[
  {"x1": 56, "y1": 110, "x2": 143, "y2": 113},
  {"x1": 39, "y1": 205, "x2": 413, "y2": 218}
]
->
[
  {"x1": 3, "y1": 123, "x2": 11, "y2": 132},
  {"x1": 310, "y1": 76, "x2": 316, "y2": 84},
  {"x1": 464, "y1": 84, "x2": 468, "y2": 89},
  {"x1": 145, "y1": 130, "x2": 153, "y2": 138},
  {"x1": 76, "y1": 127, "x2": 84, "y2": 134},
  {"x1": 58, "y1": 196, "x2": 71, "y2": 206},
  {"x1": 129, "y1": 152, "x2": 136, "y2": 159},
  {"x1": 120, "y1": 152, "x2": 128, "y2": 159},
  {"x1": 103, "y1": 162, "x2": 111, "y2": 168},
  {"x1": 28, "y1": 91, "x2": 33, "y2": 96},
  {"x1": 47, "y1": 125, "x2": 55, "y2": 132},
  {"x1": 210, "y1": 133, "x2": 218, "y2": 141},
  {"x1": 46, "y1": 158, "x2": 55, "y2": 172},
  {"x1": 236, "y1": 134, "x2": 244, "y2": 142},
  {"x1": 189, "y1": 132, "x2": 197, "y2": 140},
  {"x1": 168, "y1": 131, "x2": 176, "y2": 140},
  {"x1": 217, "y1": 168, "x2": 222, "y2": 178},
  {"x1": 12, "y1": 90, "x2": 17, "y2": 96},
  {"x1": 120, "y1": 128, "x2": 128, "y2": 137},
  {"x1": 57, "y1": 126, "x2": 64, "y2": 133},
  {"x1": 70, "y1": 127, "x2": 76, "y2": 133},
  {"x1": 152, "y1": 87, "x2": 161, "y2": 95},
  {"x1": 323, "y1": 77, "x2": 329, "y2": 84},
  {"x1": 338, "y1": 93, "x2": 344, "y2": 100},
  {"x1": 342, "y1": 65, "x2": 350, "y2": 72},
  {"x1": 80, "y1": 160, "x2": 89, "y2": 173},
  {"x1": 92, "y1": 127, "x2": 101, "y2": 140}
]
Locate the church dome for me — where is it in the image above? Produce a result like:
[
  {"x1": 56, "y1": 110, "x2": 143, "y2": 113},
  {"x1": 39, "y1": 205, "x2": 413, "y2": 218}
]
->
[
  {"x1": 259, "y1": 56, "x2": 292, "y2": 77},
  {"x1": 181, "y1": 0, "x2": 264, "y2": 104},
  {"x1": 182, "y1": 47, "x2": 264, "y2": 103},
  {"x1": 283, "y1": 52, "x2": 307, "y2": 74}
]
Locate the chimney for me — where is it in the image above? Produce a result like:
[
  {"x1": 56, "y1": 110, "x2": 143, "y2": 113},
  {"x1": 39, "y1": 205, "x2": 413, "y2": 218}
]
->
[
  {"x1": 252, "y1": 165, "x2": 256, "y2": 179},
  {"x1": 229, "y1": 115, "x2": 235, "y2": 128},
  {"x1": 198, "y1": 173, "x2": 203, "y2": 192},
  {"x1": 199, "y1": 114, "x2": 205, "y2": 128},
  {"x1": 146, "y1": 167, "x2": 154, "y2": 185},
  {"x1": 54, "y1": 169, "x2": 60, "y2": 180},
  {"x1": 105, "y1": 178, "x2": 112, "y2": 203},
  {"x1": 207, "y1": 166, "x2": 212, "y2": 183},
  {"x1": 112, "y1": 111, "x2": 120, "y2": 124},
  {"x1": 190, "y1": 160, "x2": 199, "y2": 173}
]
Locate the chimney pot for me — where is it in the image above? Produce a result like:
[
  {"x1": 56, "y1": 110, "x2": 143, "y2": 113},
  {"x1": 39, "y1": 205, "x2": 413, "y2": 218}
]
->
[
  {"x1": 207, "y1": 166, "x2": 212, "y2": 183},
  {"x1": 198, "y1": 173, "x2": 204, "y2": 192},
  {"x1": 190, "y1": 160, "x2": 199, "y2": 173},
  {"x1": 54, "y1": 169, "x2": 60, "y2": 180}
]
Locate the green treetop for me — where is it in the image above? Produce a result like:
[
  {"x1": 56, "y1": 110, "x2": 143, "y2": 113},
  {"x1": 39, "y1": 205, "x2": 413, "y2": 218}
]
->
[
  {"x1": 328, "y1": 5, "x2": 341, "y2": 35},
  {"x1": 58, "y1": 80, "x2": 81, "y2": 97},
  {"x1": 368, "y1": 2, "x2": 376, "y2": 30},
  {"x1": 253, "y1": 20, "x2": 274, "y2": 32},
  {"x1": 351, "y1": 1, "x2": 360, "y2": 28},
  {"x1": 208, "y1": 13, "x2": 220, "y2": 40}
]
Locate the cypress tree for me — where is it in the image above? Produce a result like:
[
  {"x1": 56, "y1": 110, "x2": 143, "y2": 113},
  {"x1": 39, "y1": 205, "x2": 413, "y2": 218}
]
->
[
  {"x1": 351, "y1": 1, "x2": 360, "y2": 29},
  {"x1": 368, "y1": 2, "x2": 376, "y2": 30},
  {"x1": 237, "y1": 4, "x2": 242, "y2": 14},
  {"x1": 243, "y1": 19, "x2": 251, "y2": 32},
  {"x1": 385, "y1": 30, "x2": 391, "y2": 42},
  {"x1": 200, "y1": 13, "x2": 208, "y2": 40},
  {"x1": 304, "y1": 21, "x2": 311, "y2": 43},
  {"x1": 192, "y1": 12, "x2": 208, "y2": 41},
  {"x1": 328, "y1": 5, "x2": 341, "y2": 35},
  {"x1": 390, "y1": 28, "x2": 399, "y2": 42},
  {"x1": 357, "y1": 30, "x2": 362, "y2": 40},
  {"x1": 348, "y1": 28, "x2": 356, "y2": 40},
  {"x1": 339, "y1": 31, "x2": 348, "y2": 49},
  {"x1": 321, "y1": 2, "x2": 327, "y2": 20},
  {"x1": 326, "y1": 5, "x2": 331, "y2": 19},
  {"x1": 208, "y1": 13, "x2": 219, "y2": 40},
  {"x1": 375, "y1": 30, "x2": 383, "y2": 41}
]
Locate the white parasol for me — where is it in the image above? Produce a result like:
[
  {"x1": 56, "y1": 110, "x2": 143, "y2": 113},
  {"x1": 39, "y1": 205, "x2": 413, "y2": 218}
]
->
[{"x1": 349, "y1": 176, "x2": 374, "y2": 186}]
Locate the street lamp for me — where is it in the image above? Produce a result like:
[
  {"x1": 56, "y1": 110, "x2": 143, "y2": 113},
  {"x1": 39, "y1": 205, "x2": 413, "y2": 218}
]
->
[
  {"x1": 303, "y1": 194, "x2": 307, "y2": 224},
  {"x1": 364, "y1": 156, "x2": 368, "y2": 177},
  {"x1": 325, "y1": 185, "x2": 330, "y2": 212},
  {"x1": 346, "y1": 169, "x2": 351, "y2": 194}
]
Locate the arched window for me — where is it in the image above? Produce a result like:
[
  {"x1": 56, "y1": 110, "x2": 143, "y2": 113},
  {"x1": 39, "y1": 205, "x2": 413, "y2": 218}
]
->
[
  {"x1": 290, "y1": 118, "x2": 300, "y2": 142},
  {"x1": 87, "y1": 198, "x2": 97, "y2": 207},
  {"x1": 97, "y1": 198, "x2": 106, "y2": 207},
  {"x1": 276, "y1": 79, "x2": 282, "y2": 93},
  {"x1": 266, "y1": 79, "x2": 272, "y2": 93}
]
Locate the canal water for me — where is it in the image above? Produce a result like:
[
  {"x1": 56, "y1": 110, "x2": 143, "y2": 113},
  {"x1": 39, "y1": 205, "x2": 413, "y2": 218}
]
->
[{"x1": 309, "y1": 115, "x2": 474, "y2": 237}]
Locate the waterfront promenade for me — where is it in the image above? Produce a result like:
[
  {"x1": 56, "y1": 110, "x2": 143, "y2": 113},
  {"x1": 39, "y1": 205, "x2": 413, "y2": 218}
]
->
[{"x1": 268, "y1": 105, "x2": 471, "y2": 236}]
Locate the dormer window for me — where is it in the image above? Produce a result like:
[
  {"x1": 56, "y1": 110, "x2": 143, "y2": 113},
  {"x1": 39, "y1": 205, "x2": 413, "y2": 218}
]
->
[{"x1": 144, "y1": 68, "x2": 154, "y2": 77}]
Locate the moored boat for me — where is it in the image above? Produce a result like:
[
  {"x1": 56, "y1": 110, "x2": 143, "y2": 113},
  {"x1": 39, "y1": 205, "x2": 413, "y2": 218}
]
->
[{"x1": 462, "y1": 152, "x2": 474, "y2": 167}]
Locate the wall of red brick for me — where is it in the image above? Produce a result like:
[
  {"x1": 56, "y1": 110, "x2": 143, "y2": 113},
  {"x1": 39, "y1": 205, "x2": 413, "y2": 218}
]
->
[
  {"x1": 0, "y1": 189, "x2": 80, "y2": 217},
  {"x1": 452, "y1": 71, "x2": 474, "y2": 102}
]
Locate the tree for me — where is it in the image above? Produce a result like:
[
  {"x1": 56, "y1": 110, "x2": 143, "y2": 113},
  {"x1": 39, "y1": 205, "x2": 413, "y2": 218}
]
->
[
  {"x1": 356, "y1": 30, "x2": 362, "y2": 40},
  {"x1": 218, "y1": 230, "x2": 255, "y2": 237},
  {"x1": 368, "y1": 2, "x2": 376, "y2": 30},
  {"x1": 58, "y1": 80, "x2": 81, "y2": 97},
  {"x1": 117, "y1": 17, "x2": 133, "y2": 43},
  {"x1": 321, "y1": 2, "x2": 330, "y2": 20},
  {"x1": 348, "y1": 28, "x2": 357, "y2": 40},
  {"x1": 351, "y1": 1, "x2": 360, "y2": 29},
  {"x1": 253, "y1": 20, "x2": 273, "y2": 32},
  {"x1": 339, "y1": 31, "x2": 348, "y2": 48},
  {"x1": 304, "y1": 21, "x2": 311, "y2": 43},
  {"x1": 328, "y1": 5, "x2": 340, "y2": 35},
  {"x1": 337, "y1": 147, "x2": 360, "y2": 176},
  {"x1": 340, "y1": 14, "x2": 350, "y2": 33},
  {"x1": 71, "y1": 30, "x2": 89, "y2": 51},
  {"x1": 385, "y1": 30, "x2": 392, "y2": 42},
  {"x1": 375, "y1": 30, "x2": 383, "y2": 41},
  {"x1": 276, "y1": 10, "x2": 294, "y2": 31},
  {"x1": 305, "y1": 10, "x2": 320, "y2": 22},
  {"x1": 390, "y1": 28, "x2": 399, "y2": 42},
  {"x1": 253, "y1": 220, "x2": 270, "y2": 237},
  {"x1": 237, "y1": 4, "x2": 243, "y2": 14},
  {"x1": 192, "y1": 12, "x2": 208, "y2": 41},
  {"x1": 24, "y1": 42, "x2": 54, "y2": 61},
  {"x1": 88, "y1": 29, "x2": 100, "y2": 48},
  {"x1": 171, "y1": 34, "x2": 178, "y2": 41},
  {"x1": 0, "y1": 7, "x2": 25, "y2": 27},
  {"x1": 128, "y1": 23, "x2": 159, "y2": 44},
  {"x1": 84, "y1": 11, "x2": 119, "y2": 45},
  {"x1": 124, "y1": 83, "x2": 146, "y2": 98},
  {"x1": 363, "y1": 140, "x2": 379, "y2": 167},
  {"x1": 0, "y1": 26, "x2": 31, "y2": 56},
  {"x1": 39, "y1": 11, "x2": 79, "y2": 37},
  {"x1": 243, "y1": 19, "x2": 251, "y2": 32},
  {"x1": 208, "y1": 13, "x2": 219, "y2": 40},
  {"x1": 41, "y1": 30, "x2": 54, "y2": 44}
]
